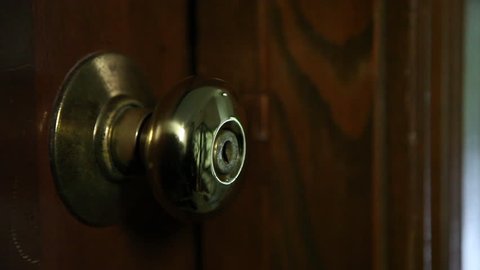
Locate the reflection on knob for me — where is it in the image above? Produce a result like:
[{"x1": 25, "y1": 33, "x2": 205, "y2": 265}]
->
[
  {"x1": 50, "y1": 53, "x2": 246, "y2": 225},
  {"x1": 116, "y1": 78, "x2": 246, "y2": 218}
]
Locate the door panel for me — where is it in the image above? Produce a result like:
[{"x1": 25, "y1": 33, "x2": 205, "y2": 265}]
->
[
  {"x1": 197, "y1": 0, "x2": 374, "y2": 269},
  {"x1": 7, "y1": 1, "x2": 194, "y2": 269},
  {"x1": 0, "y1": 0, "x2": 466, "y2": 269}
]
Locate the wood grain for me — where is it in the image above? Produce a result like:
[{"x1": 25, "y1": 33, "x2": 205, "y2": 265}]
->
[
  {"x1": 430, "y1": 1, "x2": 463, "y2": 269},
  {"x1": 379, "y1": 0, "x2": 464, "y2": 269},
  {"x1": 1, "y1": 1, "x2": 465, "y2": 269},
  {"x1": 197, "y1": 0, "x2": 374, "y2": 269},
  {"x1": 33, "y1": 1, "x2": 194, "y2": 269},
  {"x1": 381, "y1": 1, "x2": 432, "y2": 268}
]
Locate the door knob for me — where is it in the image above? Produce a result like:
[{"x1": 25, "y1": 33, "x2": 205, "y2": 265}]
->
[{"x1": 49, "y1": 53, "x2": 246, "y2": 226}]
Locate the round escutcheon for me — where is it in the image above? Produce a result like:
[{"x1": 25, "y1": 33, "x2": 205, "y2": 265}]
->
[{"x1": 50, "y1": 53, "x2": 155, "y2": 226}]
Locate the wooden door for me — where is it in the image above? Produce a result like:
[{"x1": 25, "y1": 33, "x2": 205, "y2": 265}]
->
[{"x1": 0, "y1": 0, "x2": 465, "y2": 269}]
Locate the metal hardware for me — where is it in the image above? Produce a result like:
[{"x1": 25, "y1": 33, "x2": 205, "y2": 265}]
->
[
  {"x1": 214, "y1": 129, "x2": 240, "y2": 175},
  {"x1": 50, "y1": 53, "x2": 246, "y2": 226}
]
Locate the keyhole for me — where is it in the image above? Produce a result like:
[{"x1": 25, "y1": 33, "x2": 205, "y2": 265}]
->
[
  {"x1": 222, "y1": 140, "x2": 233, "y2": 164},
  {"x1": 213, "y1": 129, "x2": 241, "y2": 176}
]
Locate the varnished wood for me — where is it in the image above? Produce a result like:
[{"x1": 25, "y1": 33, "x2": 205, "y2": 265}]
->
[
  {"x1": 431, "y1": 1, "x2": 463, "y2": 269},
  {"x1": 378, "y1": 0, "x2": 464, "y2": 269},
  {"x1": 198, "y1": 0, "x2": 374, "y2": 269},
  {"x1": 198, "y1": 0, "x2": 465, "y2": 269},
  {"x1": 33, "y1": 1, "x2": 194, "y2": 269},
  {"x1": 1, "y1": 0, "x2": 466, "y2": 269},
  {"x1": 381, "y1": 1, "x2": 433, "y2": 268}
]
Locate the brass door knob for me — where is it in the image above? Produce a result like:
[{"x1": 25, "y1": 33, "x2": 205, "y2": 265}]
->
[{"x1": 50, "y1": 53, "x2": 246, "y2": 226}]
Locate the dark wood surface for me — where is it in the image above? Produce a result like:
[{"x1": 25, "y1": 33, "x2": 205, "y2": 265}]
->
[
  {"x1": 197, "y1": 0, "x2": 374, "y2": 269},
  {"x1": 197, "y1": 0, "x2": 465, "y2": 269},
  {"x1": 33, "y1": 1, "x2": 194, "y2": 269},
  {"x1": 379, "y1": 0, "x2": 464, "y2": 269},
  {"x1": 381, "y1": 0, "x2": 432, "y2": 268},
  {"x1": 0, "y1": 1, "x2": 39, "y2": 269},
  {"x1": 430, "y1": 1, "x2": 463, "y2": 269},
  {"x1": 1, "y1": 0, "x2": 465, "y2": 269}
]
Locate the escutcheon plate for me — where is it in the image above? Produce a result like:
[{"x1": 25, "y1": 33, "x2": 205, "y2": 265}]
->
[{"x1": 49, "y1": 53, "x2": 155, "y2": 226}]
